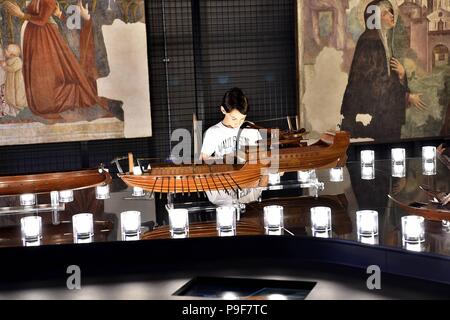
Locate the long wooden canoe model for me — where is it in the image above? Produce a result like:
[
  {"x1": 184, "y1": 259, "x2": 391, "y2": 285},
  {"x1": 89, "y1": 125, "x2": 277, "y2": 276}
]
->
[
  {"x1": 116, "y1": 127, "x2": 350, "y2": 196},
  {"x1": 388, "y1": 185, "x2": 450, "y2": 221},
  {"x1": 0, "y1": 166, "x2": 112, "y2": 197}
]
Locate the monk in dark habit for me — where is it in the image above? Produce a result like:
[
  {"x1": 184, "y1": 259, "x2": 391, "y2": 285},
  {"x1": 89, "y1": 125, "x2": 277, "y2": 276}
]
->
[
  {"x1": 340, "y1": 0, "x2": 426, "y2": 141},
  {"x1": 4, "y1": 0, "x2": 108, "y2": 120}
]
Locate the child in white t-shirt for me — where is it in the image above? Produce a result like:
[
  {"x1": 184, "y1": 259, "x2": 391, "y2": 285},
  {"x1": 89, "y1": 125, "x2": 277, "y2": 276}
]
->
[
  {"x1": 200, "y1": 87, "x2": 261, "y2": 162},
  {"x1": 200, "y1": 87, "x2": 262, "y2": 205}
]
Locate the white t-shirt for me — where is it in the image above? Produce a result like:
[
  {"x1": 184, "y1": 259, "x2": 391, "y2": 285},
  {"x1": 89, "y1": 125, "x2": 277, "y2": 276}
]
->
[{"x1": 200, "y1": 121, "x2": 262, "y2": 159}]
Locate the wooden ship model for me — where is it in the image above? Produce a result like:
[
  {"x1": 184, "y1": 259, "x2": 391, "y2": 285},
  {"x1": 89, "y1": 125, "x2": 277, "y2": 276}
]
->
[
  {"x1": 117, "y1": 126, "x2": 350, "y2": 195},
  {"x1": 0, "y1": 166, "x2": 112, "y2": 197},
  {"x1": 388, "y1": 186, "x2": 450, "y2": 221}
]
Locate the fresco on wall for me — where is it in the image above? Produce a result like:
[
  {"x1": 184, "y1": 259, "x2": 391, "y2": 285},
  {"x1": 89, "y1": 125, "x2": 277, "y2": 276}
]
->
[
  {"x1": 0, "y1": 0, "x2": 151, "y2": 145},
  {"x1": 301, "y1": 0, "x2": 450, "y2": 142}
]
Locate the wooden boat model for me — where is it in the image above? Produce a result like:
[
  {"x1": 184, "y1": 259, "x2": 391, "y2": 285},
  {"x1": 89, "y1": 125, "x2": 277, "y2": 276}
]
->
[
  {"x1": 388, "y1": 186, "x2": 450, "y2": 221},
  {"x1": 265, "y1": 131, "x2": 350, "y2": 172},
  {"x1": 119, "y1": 161, "x2": 264, "y2": 195},
  {"x1": 0, "y1": 167, "x2": 112, "y2": 197},
  {"x1": 117, "y1": 130, "x2": 350, "y2": 195}
]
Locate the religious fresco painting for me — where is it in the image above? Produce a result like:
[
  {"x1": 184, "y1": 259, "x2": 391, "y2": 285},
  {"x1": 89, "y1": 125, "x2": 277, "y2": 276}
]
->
[
  {"x1": 300, "y1": 0, "x2": 450, "y2": 142},
  {"x1": 0, "y1": 0, "x2": 151, "y2": 145}
]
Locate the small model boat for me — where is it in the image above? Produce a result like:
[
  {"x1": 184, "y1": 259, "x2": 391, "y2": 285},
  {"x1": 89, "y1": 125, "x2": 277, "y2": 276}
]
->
[
  {"x1": 0, "y1": 167, "x2": 112, "y2": 197},
  {"x1": 270, "y1": 131, "x2": 350, "y2": 172},
  {"x1": 117, "y1": 130, "x2": 350, "y2": 195},
  {"x1": 388, "y1": 186, "x2": 450, "y2": 221}
]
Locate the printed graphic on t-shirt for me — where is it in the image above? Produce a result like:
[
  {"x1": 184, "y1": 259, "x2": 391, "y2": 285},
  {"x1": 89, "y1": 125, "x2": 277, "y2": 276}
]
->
[
  {"x1": 201, "y1": 122, "x2": 261, "y2": 159},
  {"x1": 217, "y1": 135, "x2": 251, "y2": 157}
]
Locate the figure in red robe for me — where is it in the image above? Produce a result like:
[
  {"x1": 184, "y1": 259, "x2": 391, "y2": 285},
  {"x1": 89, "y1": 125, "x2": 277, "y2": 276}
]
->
[{"x1": 4, "y1": 0, "x2": 109, "y2": 120}]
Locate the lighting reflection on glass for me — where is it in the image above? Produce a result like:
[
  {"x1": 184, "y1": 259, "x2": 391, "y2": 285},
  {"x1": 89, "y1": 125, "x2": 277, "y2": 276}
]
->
[
  {"x1": 392, "y1": 163, "x2": 406, "y2": 178},
  {"x1": 21, "y1": 216, "x2": 42, "y2": 243},
  {"x1": 72, "y1": 213, "x2": 94, "y2": 241},
  {"x1": 401, "y1": 215, "x2": 425, "y2": 243},
  {"x1": 403, "y1": 242, "x2": 424, "y2": 252},
  {"x1": 20, "y1": 194, "x2": 36, "y2": 206},
  {"x1": 361, "y1": 150, "x2": 375, "y2": 180},
  {"x1": 59, "y1": 190, "x2": 74, "y2": 203},
  {"x1": 264, "y1": 205, "x2": 284, "y2": 234},
  {"x1": 50, "y1": 191, "x2": 59, "y2": 209},
  {"x1": 218, "y1": 230, "x2": 236, "y2": 237},
  {"x1": 133, "y1": 166, "x2": 143, "y2": 175},
  {"x1": 358, "y1": 235, "x2": 379, "y2": 245},
  {"x1": 222, "y1": 292, "x2": 239, "y2": 300},
  {"x1": 123, "y1": 234, "x2": 140, "y2": 241},
  {"x1": 266, "y1": 229, "x2": 283, "y2": 236},
  {"x1": 423, "y1": 161, "x2": 436, "y2": 176},
  {"x1": 121, "y1": 211, "x2": 141, "y2": 238},
  {"x1": 443, "y1": 220, "x2": 450, "y2": 229},
  {"x1": 297, "y1": 170, "x2": 315, "y2": 183},
  {"x1": 391, "y1": 148, "x2": 406, "y2": 162},
  {"x1": 168, "y1": 209, "x2": 189, "y2": 237},
  {"x1": 268, "y1": 294, "x2": 287, "y2": 300},
  {"x1": 329, "y1": 167, "x2": 344, "y2": 182},
  {"x1": 391, "y1": 148, "x2": 406, "y2": 178},
  {"x1": 311, "y1": 206, "x2": 332, "y2": 232},
  {"x1": 132, "y1": 187, "x2": 145, "y2": 197},
  {"x1": 312, "y1": 230, "x2": 331, "y2": 238},
  {"x1": 422, "y1": 146, "x2": 436, "y2": 176},
  {"x1": 356, "y1": 210, "x2": 378, "y2": 237},
  {"x1": 268, "y1": 173, "x2": 280, "y2": 185},
  {"x1": 23, "y1": 239, "x2": 41, "y2": 247},
  {"x1": 216, "y1": 206, "x2": 236, "y2": 234},
  {"x1": 95, "y1": 184, "x2": 110, "y2": 200},
  {"x1": 74, "y1": 237, "x2": 93, "y2": 244}
]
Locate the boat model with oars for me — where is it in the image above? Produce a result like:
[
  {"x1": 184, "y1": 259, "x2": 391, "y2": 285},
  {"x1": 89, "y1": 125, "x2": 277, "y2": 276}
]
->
[
  {"x1": 116, "y1": 128, "x2": 350, "y2": 195},
  {"x1": 0, "y1": 166, "x2": 112, "y2": 197},
  {"x1": 388, "y1": 185, "x2": 450, "y2": 221}
]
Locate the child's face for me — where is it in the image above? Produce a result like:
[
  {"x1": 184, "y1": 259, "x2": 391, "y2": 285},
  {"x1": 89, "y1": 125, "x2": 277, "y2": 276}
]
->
[
  {"x1": 222, "y1": 108, "x2": 247, "y2": 129},
  {"x1": 5, "y1": 48, "x2": 12, "y2": 58}
]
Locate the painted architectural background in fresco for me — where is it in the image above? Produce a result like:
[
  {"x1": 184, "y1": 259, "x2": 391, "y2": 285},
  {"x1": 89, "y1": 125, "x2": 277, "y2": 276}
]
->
[{"x1": 301, "y1": 0, "x2": 450, "y2": 142}]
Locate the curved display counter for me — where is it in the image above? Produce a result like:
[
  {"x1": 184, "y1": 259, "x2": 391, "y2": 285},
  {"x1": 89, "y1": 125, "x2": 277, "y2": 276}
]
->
[{"x1": 0, "y1": 157, "x2": 448, "y2": 290}]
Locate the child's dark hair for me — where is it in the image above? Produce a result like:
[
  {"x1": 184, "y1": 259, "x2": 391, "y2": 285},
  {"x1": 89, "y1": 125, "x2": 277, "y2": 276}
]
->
[{"x1": 221, "y1": 87, "x2": 249, "y2": 115}]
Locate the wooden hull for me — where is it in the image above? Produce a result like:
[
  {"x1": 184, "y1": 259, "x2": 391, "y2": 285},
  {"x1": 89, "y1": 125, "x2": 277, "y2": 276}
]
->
[
  {"x1": 0, "y1": 168, "x2": 112, "y2": 196},
  {"x1": 141, "y1": 220, "x2": 264, "y2": 240},
  {"x1": 278, "y1": 131, "x2": 350, "y2": 172},
  {"x1": 119, "y1": 162, "x2": 264, "y2": 194},
  {"x1": 388, "y1": 194, "x2": 450, "y2": 221},
  {"x1": 118, "y1": 131, "x2": 350, "y2": 194},
  {"x1": 244, "y1": 131, "x2": 350, "y2": 173}
]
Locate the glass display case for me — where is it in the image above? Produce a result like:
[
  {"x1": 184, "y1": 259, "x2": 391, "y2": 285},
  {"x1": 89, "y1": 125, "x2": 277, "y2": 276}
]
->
[{"x1": 0, "y1": 156, "x2": 448, "y2": 285}]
